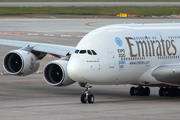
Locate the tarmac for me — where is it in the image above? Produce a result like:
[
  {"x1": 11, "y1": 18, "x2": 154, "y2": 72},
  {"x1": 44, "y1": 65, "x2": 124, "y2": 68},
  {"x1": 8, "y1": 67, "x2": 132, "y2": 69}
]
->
[{"x1": 0, "y1": 18, "x2": 180, "y2": 120}]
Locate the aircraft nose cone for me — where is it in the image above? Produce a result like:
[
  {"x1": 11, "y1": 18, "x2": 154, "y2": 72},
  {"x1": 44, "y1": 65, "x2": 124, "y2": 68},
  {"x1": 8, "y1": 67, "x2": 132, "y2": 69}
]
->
[{"x1": 67, "y1": 57, "x2": 83, "y2": 82}]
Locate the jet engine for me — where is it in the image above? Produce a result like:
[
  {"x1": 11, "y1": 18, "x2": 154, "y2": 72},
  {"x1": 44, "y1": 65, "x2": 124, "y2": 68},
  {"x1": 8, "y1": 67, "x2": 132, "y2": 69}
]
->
[
  {"x1": 3, "y1": 50, "x2": 40, "y2": 76},
  {"x1": 43, "y1": 59, "x2": 75, "y2": 87}
]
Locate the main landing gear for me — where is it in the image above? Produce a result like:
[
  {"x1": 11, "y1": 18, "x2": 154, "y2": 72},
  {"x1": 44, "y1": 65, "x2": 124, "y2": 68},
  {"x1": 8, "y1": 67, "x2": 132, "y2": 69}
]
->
[
  {"x1": 81, "y1": 85, "x2": 95, "y2": 103},
  {"x1": 159, "y1": 87, "x2": 180, "y2": 97},
  {"x1": 130, "y1": 86, "x2": 150, "y2": 96}
]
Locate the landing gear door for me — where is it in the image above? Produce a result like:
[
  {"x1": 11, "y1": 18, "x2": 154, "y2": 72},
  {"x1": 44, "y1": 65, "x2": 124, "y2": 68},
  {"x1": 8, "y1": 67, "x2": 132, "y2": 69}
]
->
[{"x1": 108, "y1": 52, "x2": 115, "y2": 68}]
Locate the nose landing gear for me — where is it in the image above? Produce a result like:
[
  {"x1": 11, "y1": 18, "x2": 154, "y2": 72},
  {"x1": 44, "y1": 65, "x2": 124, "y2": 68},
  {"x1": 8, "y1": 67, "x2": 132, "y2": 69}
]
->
[{"x1": 81, "y1": 85, "x2": 94, "y2": 103}]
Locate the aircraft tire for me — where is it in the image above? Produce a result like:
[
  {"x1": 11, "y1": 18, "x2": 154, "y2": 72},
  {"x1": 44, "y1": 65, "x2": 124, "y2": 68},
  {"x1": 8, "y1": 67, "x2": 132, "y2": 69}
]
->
[
  {"x1": 159, "y1": 88, "x2": 164, "y2": 97},
  {"x1": 175, "y1": 88, "x2": 180, "y2": 97},
  {"x1": 88, "y1": 94, "x2": 94, "y2": 103},
  {"x1": 144, "y1": 87, "x2": 150, "y2": 96},
  {"x1": 81, "y1": 94, "x2": 87, "y2": 103},
  {"x1": 130, "y1": 87, "x2": 136, "y2": 96},
  {"x1": 168, "y1": 88, "x2": 173, "y2": 97},
  {"x1": 138, "y1": 87, "x2": 144, "y2": 96},
  {"x1": 164, "y1": 87, "x2": 169, "y2": 96},
  {"x1": 170, "y1": 87, "x2": 179, "y2": 97}
]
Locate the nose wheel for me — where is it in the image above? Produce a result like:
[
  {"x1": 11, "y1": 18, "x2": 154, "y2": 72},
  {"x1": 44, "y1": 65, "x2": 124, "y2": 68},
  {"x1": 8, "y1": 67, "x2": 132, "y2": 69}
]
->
[{"x1": 81, "y1": 86, "x2": 94, "y2": 103}]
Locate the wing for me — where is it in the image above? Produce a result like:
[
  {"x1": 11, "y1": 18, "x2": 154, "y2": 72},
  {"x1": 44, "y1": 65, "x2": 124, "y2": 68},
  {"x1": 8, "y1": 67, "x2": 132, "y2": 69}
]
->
[{"x1": 0, "y1": 39, "x2": 75, "y2": 57}]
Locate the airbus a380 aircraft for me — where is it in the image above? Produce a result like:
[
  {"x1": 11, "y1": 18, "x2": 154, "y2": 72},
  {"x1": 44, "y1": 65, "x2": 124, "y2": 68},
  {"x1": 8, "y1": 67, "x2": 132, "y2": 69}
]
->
[{"x1": 0, "y1": 23, "x2": 180, "y2": 103}]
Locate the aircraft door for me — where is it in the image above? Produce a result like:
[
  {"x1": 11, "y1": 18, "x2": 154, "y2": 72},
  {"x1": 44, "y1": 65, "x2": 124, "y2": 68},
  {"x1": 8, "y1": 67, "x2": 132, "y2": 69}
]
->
[{"x1": 108, "y1": 52, "x2": 115, "y2": 68}]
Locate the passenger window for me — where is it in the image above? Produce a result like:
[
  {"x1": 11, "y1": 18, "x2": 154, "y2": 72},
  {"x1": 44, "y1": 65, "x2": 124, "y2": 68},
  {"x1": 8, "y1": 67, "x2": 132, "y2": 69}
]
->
[
  {"x1": 75, "y1": 49, "x2": 79, "y2": 53},
  {"x1": 91, "y1": 50, "x2": 97, "y2": 55},
  {"x1": 80, "y1": 50, "x2": 86, "y2": 54},
  {"x1": 87, "y1": 50, "x2": 92, "y2": 55}
]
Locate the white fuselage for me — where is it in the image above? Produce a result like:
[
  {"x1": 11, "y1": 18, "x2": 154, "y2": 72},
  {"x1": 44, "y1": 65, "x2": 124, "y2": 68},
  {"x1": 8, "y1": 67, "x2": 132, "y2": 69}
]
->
[{"x1": 67, "y1": 23, "x2": 180, "y2": 86}]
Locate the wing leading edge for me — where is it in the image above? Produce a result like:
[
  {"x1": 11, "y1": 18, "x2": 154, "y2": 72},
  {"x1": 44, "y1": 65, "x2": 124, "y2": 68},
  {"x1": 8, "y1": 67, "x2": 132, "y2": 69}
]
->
[{"x1": 0, "y1": 39, "x2": 75, "y2": 57}]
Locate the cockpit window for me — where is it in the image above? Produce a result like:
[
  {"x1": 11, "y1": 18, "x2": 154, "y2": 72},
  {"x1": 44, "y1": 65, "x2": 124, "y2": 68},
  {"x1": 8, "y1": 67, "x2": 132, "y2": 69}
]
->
[
  {"x1": 75, "y1": 49, "x2": 97, "y2": 55},
  {"x1": 79, "y1": 50, "x2": 86, "y2": 54},
  {"x1": 87, "y1": 50, "x2": 92, "y2": 55},
  {"x1": 91, "y1": 50, "x2": 97, "y2": 55},
  {"x1": 75, "y1": 49, "x2": 79, "y2": 53}
]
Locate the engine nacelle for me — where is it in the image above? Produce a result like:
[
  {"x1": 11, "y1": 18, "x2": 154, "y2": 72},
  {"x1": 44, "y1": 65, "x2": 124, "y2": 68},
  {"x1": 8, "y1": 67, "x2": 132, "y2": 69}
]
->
[
  {"x1": 43, "y1": 59, "x2": 75, "y2": 87},
  {"x1": 3, "y1": 50, "x2": 40, "y2": 76}
]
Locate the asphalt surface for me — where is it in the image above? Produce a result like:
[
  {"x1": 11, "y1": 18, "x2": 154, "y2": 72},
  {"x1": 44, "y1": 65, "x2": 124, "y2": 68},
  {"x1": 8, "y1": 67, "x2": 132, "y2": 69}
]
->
[
  {"x1": 1, "y1": 2, "x2": 180, "y2": 7},
  {"x1": 0, "y1": 18, "x2": 180, "y2": 120}
]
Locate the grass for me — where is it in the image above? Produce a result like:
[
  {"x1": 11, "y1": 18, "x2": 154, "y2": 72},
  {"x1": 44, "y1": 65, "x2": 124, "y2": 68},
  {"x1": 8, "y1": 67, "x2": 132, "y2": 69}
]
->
[
  {"x1": 0, "y1": 0, "x2": 180, "y2": 2},
  {"x1": 0, "y1": 6, "x2": 180, "y2": 16}
]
